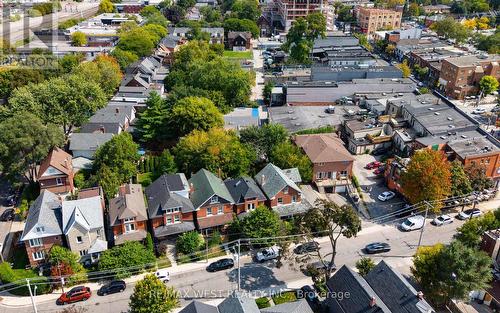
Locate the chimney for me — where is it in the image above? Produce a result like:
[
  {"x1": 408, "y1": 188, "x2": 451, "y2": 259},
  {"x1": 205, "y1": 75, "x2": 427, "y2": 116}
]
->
[
  {"x1": 115, "y1": 107, "x2": 120, "y2": 114},
  {"x1": 99, "y1": 126, "x2": 105, "y2": 133},
  {"x1": 261, "y1": 174, "x2": 266, "y2": 185},
  {"x1": 370, "y1": 296, "x2": 377, "y2": 307},
  {"x1": 417, "y1": 291, "x2": 424, "y2": 300},
  {"x1": 189, "y1": 183, "x2": 195, "y2": 194},
  {"x1": 64, "y1": 158, "x2": 68, "y2": 168}
]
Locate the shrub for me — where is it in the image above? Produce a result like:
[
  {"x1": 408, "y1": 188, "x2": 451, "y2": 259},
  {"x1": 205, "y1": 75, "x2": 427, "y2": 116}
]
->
[
  {"x1": 208, "y1": 231, "x2": 222, "y2": 247},
  {"x1": 272, "y1": 291, "x2": 297, "y2": 305},
  {"x1": 98, "y1": 241, "x2": 156, "y2": 278},
  {"x1": 176, "y1": 231, "x2": 204, "y2": 255},
  {"x1": 256, "y1": 297, "x2": 271, "y2": 308},
  {"x1": 0, "y1": 262, "x2": 51, "y2": 296}
]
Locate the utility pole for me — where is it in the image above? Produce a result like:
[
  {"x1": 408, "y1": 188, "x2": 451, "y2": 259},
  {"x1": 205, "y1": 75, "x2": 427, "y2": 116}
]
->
[
  {"x1": 57, "y1": 260, "x2": 65, "y2": 293},
  {"x1": 205, "y1": 230, "x2": 209, "y2": 263},
  {"x1": 417, "y1": 201, "x2": 431, "y2": 250},
  {"x1": 26, "y1": 279, "x2": 38, "y2": 313},
  {"x1": 237, "y1": 239, "x2": 241, "y2": 292}
]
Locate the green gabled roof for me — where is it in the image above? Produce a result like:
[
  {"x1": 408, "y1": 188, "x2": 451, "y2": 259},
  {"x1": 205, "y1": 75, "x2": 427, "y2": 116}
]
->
[
  {"x1": 254, "y1": 163, "x2": 301, "y2": 199},
  {"x1": 188, "y1": 169, "x2": 235, "y2": 209}
]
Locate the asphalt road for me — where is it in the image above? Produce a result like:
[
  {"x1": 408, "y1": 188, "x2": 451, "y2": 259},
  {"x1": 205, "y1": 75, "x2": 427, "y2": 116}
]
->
[{"x1": 3, "y1": 216, "x2": 470, "y2": 313}]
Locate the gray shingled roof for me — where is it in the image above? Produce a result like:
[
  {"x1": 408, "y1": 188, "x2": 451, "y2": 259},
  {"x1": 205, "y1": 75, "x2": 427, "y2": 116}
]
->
[
  {"x1": 69, "y1": 133, "x2": 113, "y2": 151},
  {"x1": 365, "y1": 261, "x2": 435, "y2": 313},
  {"x1": 260, "y1": 299, "x2": 314, "y2": 313},
  {"x1": 179, "y1": 300, "x2": 219, "y2": 313},
  {"x1": 217, "y1": 291, "x2": 260, "y2": 313},
  {"x1": 254, "y1": 164, "x2": 301, "y2": 199},
  {"x1": 153, "y1": 222, "x2": 195, "y2": 237},
  {"x1": 224, "y1": 176, "x2": 266, "y2": 205},
  {"x1": 145, "y1": 174, "x2": 194, "y2": 217},
  {"x1": 188, "y1": 169, "x2": 234, "y2": 209},
  {"x1": 21, "y1": 190, "x2": 62, "y2": 241},
  {"x1": 62, "y1": 196, "x2": 104, "y2": 234}
]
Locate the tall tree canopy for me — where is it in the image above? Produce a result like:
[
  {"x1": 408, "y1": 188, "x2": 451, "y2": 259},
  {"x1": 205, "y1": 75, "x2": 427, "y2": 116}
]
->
[
  {"x1": 284, "y1": 12, "x2": 327, "y2": 63},
  {"x1": 229, "y1": 206, "x2": 286, "y2": 246},
  {"x1": 240, "y1": 123, "x2": 289, "y2": 160},
  {"x1": 400, "y1": 149, "x2": 451, "y2": 212},
  {"x1": 450, "y1": 160, "x2": 472, "y2": 197},
  {"x1": 0, "y1": 112, "x2": 64, "y2": 183},
  {"x1": 173, "y1": 128, "x2": 255, "y2": 178},
  {"x1": 270, "y1": 142, "x2": 313, "y2": 182},
  {"x1": 129, "y1": 274, "x2": 179, "y2": 313},
  {"x1": 168, "y1": 96, "x2": 224, "y2": 137},
  {"x1": 136, "y1": 92, "x2": 169, "y2": 145},
  {"x1": 465, "y1": 162, "x2": 494, "y2": 191}
]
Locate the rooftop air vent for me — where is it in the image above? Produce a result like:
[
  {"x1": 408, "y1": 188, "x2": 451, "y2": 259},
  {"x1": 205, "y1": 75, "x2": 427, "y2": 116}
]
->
[
  {"x1": 447, "y1": 117, "x2": 453, "y2": 121},
  {"x1": 434, "y1": 112, "x2": 440, "y2": 115}
]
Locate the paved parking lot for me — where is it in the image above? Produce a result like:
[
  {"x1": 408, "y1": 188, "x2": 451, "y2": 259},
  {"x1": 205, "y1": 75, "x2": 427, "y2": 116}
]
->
[{"x1": 352, "y1": 154, "x2": 406, "y2": 218}]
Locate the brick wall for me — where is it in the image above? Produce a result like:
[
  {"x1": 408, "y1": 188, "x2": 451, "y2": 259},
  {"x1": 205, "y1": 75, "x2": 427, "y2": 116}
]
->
[
  {"x1": 25, "y1": 236, "x2": 63, "y2": 267},
  {"x1": 269, "y1": 187, "x2": 301, "y2": 207}
]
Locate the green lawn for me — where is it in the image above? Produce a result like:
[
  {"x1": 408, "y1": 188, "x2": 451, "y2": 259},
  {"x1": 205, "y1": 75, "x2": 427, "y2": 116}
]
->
[
  {"x1": 137, "y1": 172, "x2": 154, "y2": 187},
  {"x1": 272, "y1": 291, "x2": 297, "y2": 305},
  {"x1": 223, "y1": 50, "x2": 253, "y2": 59}
]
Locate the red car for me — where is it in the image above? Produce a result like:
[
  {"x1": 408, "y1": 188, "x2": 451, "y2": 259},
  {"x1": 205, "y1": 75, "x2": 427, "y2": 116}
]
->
[
  {"x1": 374, "y1": 166, "x2": 386, "y2": 175},
  {"x1": 57, "y1": 286, "x2": 92, "y2": 305},
  {"x1": 365, "y1": 161, "x2": 382, "y2": 169}
]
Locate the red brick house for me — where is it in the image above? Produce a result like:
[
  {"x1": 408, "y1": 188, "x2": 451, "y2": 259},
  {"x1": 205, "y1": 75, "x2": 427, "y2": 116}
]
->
[
  {"x1": 109, "y1": 184, "x2": 148, "y2": 245},
  {"x1": 37, "y1": 147, "x2": 74, "y2": 194},
  {"x1": 188, "y1": 169, "x2": 235, "y2": 233},
  {"x1": 224, "y1": 176, "x2": 267, "y2": 215},
  {"x1": 227, "y1": 31, "x2": 252, "y2": 51},
  {"x1": 145, "y1": 173, "x2": 196, "y2": 240}
]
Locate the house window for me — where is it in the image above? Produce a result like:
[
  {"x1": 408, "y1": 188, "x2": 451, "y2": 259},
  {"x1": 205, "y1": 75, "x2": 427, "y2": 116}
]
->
[
  {"x1": 283, "y1": 186, "x2": 289, "y2": 194},
  {"x1": 79, "y1": 250, "x2": 88, "y2": 257},
  {"x1": 277, "y1": 198, "x2": 283, "y2": 204},
  {"x1": 292, "y1": 195, "x2": 297, "y2": 203},
  {"x1": 29, "y1": 238, "x2": 42, "y2": 247},
  {"x1": 76, "y1": 236, "x2": 83, "y2": 244},
  {"x1": 166, "y1": 216, "x2": 172, "y2": 224},
  {"x1": 210, "y1": 196, "x2": 219, "y2": 204},
  {"x1": 124, "y1": 217, "x2": 134, "y2": 223},
  {"x1": 486, "y1": 159, "x2": 490, "y2": 164},
  {"x1": 32, "y1": 251, "x2": 45, "y2": 261},
  {"x1": 340, "y1": 170, "x2": 348, "y2": 177},
  {"x1": 56, "y1": 178, "x2": 63, "y2": 186},
  {"x1": 247, "y1": 203, "x2": 256, "y2": 211},
  {"x1": 207, "y1": 208, "x2": 213, "y2": 216},
  {"x1": 217, "y1": 207, "x2": 223, "y2": 214},
  {"x1": 174, "y1": 215, "x2": 180, "y2": 223},
  {"x1": 125, "y1": 223, "x2": 136, "y2": 233},
  {"x1": 96, "y1": 229, "x2": 101, "y2": 238}
]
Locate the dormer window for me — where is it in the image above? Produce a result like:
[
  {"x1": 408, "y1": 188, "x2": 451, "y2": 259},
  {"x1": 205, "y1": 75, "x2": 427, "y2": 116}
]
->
[
  {"x1": 124, "y1": 217, "x2": 135, "y2": 223},
  {"x1": 210, "y1": 196, "x2": 219, "y2": 204},
  {"x1": 36, "y1": 226, "x2": 45, "y2": 233},
  {"x1": 283, "y1": 186, "x2": 289, "y2": 194}
]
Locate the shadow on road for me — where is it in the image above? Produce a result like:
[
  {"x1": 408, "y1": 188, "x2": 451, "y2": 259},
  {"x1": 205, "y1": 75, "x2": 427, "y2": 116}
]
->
[{"x1": 227, "y1": 264, "x2": 286, "y2": 291}]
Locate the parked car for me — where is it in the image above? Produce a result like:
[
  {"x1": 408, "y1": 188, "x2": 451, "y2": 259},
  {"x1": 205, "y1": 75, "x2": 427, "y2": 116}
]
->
[
  {"x1": 472, "y1": 107, "x2": 486, "y2": 114},
  {"x1": 206, "y1": 258, "x2": 234, "y2": 272},
  {"x1": 373, "y1": 166, "x2": 386, "y2": 175},
  {"x1": 255, "y1": 246, "x2": 280, "y2": 262},
  {"x1": 97, "y1": 280, "x2": 126, "y2": 296},
  {"x1": 296, "y1": 285, "x2": 320, "y2": 307},
  {"x1": 155, "y1": 269, "x2": 170, "y2": 283},
  {"x1": 365, "y1": 161, "x2": 382, "y2": 169},
  {"x1": 372, "y1": 147, "x2": 389, "y2": 156},
  {"x1": 57, "y1": 286, "x2": 91, "y2": 305},
  {"x1": 0, "y1": 209, "x2": 15, "y2": 222},
  {"x1": 400, "y1": 215, "x2": 425, "y2": 231},
  {"x1": 378, "y1": 191, "x2": 395, "y2": 201},
  {"x1": 294, "y1": 241, "x2": 320, "y2": 254},
  {"x1": 431, "y1": 214, "x2": 453, "y2": 226},
  {"x1": 364, "y1": 242, "x2": 391, "y2": 254},
  {"x1": 3, "y1": 195, "x2": 16, "y2": 207},
  {"x1": 457, "y1": 209, "x2": 482, "y2": 220},
  {"x1": 491, "y1": 106, "x2": 500, "y2": 113}
]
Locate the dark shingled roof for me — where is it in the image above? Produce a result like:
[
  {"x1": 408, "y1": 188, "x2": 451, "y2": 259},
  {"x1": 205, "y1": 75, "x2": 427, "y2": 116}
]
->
[
  {"x1": 145, "y1": 174, "x2": 194, "y2": 217},
  {"x1": 217, "y1": 291, "x2": 260, "y2": 313},
  {"x1": 224, "y1": 176, "x2": 266, "y2": 205},
  {"x1": 179, "y1": 300, "x2": 219, "y2": 313}
]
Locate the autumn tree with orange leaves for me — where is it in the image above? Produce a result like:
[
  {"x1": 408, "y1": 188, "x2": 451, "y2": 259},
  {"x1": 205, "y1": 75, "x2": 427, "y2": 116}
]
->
[{"x1": 401, "y1": 149, "x2": 451, "y2": 212}]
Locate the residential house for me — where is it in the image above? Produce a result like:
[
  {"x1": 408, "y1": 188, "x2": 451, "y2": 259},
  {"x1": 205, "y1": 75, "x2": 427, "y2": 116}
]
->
[
  {"x1": 80, "y1": 105, "x2": 135, "y2": 134},
  {"x1": 224, "y1": 176, "x2": 267, "y2": 215},
  {"x1": 257, "y1": 15, "x2": 272, "y2": 37},
  {"x1": 254, "y1": 164, "x2": 310, "y2": 218},
  {"x1": 21, "y1": 191, "x2": 64, "y2": 267},
  {"x1": 145, "y1": 174, "x2": 196, "y2": 240},
  {"x1": 78, "y1": 186, "x2": 105, "y2": 209},
  {"x1": 294, "y1": 133, "x2": 354, "y2": 193},
  {"x1": 37, "y1": 147, "x2": 75, "y2": 194},
  {"x1": 62, "y1": 196, "x2": 108, "y2": 264},
  {"x1": 227, "y1": 31, "x2": 252, "y2": 51},
  {"x1": 324, "y1": 261, "x2": 434, "y2": 312},
  {"x1": 188, "y1": 169, "x2": 235, "y2": 233},
  {"x1": 108, "y1": 184, "x2": 148, "y2": 245},
  {"x1": 69, "y1": 132, "x2": 114, "y2": 160}
]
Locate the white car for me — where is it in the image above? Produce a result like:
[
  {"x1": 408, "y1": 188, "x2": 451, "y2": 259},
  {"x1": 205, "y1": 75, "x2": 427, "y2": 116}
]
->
[
  {"x1": 431, "y1": 214, "x2": 453, "y2": 226},
  {"x1": 400, "y1": 215, "x2": 425, "y2": 231},
  {"x1": 457, "y1": 209, "x2": 482, "y2": 220},
  {"x1": 472, "y1": 108, "x2": 486, "y2": 114},
  {"x1": 378, "y1": 191, "x2": 395, "y2": 201},
  {"x1": 255, "y1": 246, "x2": 280, "y2": 262},
  {"x1": 155, "y1": 269, "x2": 170, "y2": 283}
]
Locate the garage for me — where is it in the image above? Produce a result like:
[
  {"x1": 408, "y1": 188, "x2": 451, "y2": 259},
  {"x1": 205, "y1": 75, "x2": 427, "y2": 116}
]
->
[{"x1": 335, "y1": 185, "x2": 346, "y2": 193}]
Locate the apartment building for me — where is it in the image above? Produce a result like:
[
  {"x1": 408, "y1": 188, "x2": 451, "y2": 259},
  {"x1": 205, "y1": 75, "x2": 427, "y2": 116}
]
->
[
  {"x1": 275, "y1": 0, "x2": 331, "y2": 30},
  {"x1": 439, "y1": 54, "x2": 500, "y2": 100},
  {"x1": 356, "y1": 6, "x2": 402, "y2": 35}
]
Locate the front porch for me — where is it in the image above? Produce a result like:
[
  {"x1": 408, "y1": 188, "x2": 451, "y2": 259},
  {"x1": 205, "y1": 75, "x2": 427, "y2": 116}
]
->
[{"x1": 315, "y1": 177, "x2": 351, "y2": 194}]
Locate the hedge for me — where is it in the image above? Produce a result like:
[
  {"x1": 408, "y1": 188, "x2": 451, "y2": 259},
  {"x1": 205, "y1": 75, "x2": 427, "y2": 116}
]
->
[{"x1": 0, "y1": 262, "x2": 51, "y2": 296}]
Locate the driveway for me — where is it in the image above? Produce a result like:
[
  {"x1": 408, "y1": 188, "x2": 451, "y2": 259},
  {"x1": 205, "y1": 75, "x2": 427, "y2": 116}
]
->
[
  {"x1": 352, "y1": 154, "x2": 405, "y2": 218},
  {"x1": 251, "y1": 38, "x2": 264, "y2": 102}
]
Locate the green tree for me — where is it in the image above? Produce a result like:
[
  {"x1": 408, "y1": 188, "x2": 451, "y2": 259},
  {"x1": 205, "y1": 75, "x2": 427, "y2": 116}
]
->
[
  {"x1": 173, "y1": 128, "x2": 255, "y2": 179},
  {"x1": 98, "y1": 241, "x2": 156, "y2": 277},
  {"x1": 231, "y1": 0, "x2": 260, "y2": 21},
  {"x1": 48, "y1": 245, "x2": 86, "y2": 285},
  {"x1": 479, "y1": 75, "x2": 499, "y2": 96},
  {"x1": 284, "y1": 13, "x2": 326, "y2": 63},
  {"x1": 168, "y1": 96, "x2": 224, "y2": 137},
  {"x1": 270, "y1": 142, "x2": 313, "y2": 182},
  {"x1": 450, "y1": 161, "x2": 472, "y2": 197},
  {"x1": 408, "y1": 2, "x2": 421, "y2": 16},
  {"x1": 456, "y1": 209, "x2": 500, "y2": 247},
  {"x1": 110, "y1": 47, "x2": 139, "y2": 70},
  {"x1": 71, "y1": 31, "x2": 87, "y2": 46},
  {"x1": 75, "y1": 54, "x2": 122, "y2": 96},
  {"x1": 385, "y1": 43, "x2": 395, "y2": 55},
  {"x1": 98, "y1": 0, "x2": 114, "y2": 13},
  {"x1": 136, "y1": 92, "x2": 168, "y2": 145},
  {"x1": 355, "y1": 257, "x2": 375, "y2": 277},
  {"x1": 0, "y1": 112, "x2": 64, "y2": 183},
  {"x1": 118, "y1": 28, "x2": 156, "y2": 57},
  {"x1": 465, "y1": 162, "x2": 494, "y2": 191},
  {"x1": 92, "y1": 164, "x2": 122, "y2": 198},
  {"x1": 263, "y1": 81, "x2": 274, "y2": 105},
  {"x1": 158, "y1": 149, "x2": 177, "y2": 175},
  {"x1": 140, "y1": 5, "x2": 160, "y2": 17},
  {"x1": 397, "y1": 59, "x2": 411, "y2": 78},
  {"x1": 430, "y1": 17, "x2": 470, "y2": 43},
  {"x1": 287, "y1": 199, "x2": 361, "y2": 282},
  {"x1": 129, "y1": 274, "x2": 179, "y2": 313},
  {"x1": 240, "y1": 123, "x2": 289, "y2": 159},
  {"x1": 145, "y1": 233, "x2": 154, "y2": 252},
  {"x1": 176, "y1": 231, "x2": 204, "y2": 255},
  {"x1": 223, "y1": 18, "x2": 260, "y2": 38},
  {"x1": 412, "y1": 241, "x2": 492, "y2": 305},
  {"x1": 238, "y1": 206, "x2": 286, "y2": 246},
  {"x1": 400, "y1": 149, "x2": 451, "y2": 212},
  {"x1": 336, "y1": 4, "x2": 355, "y2": 22}
]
